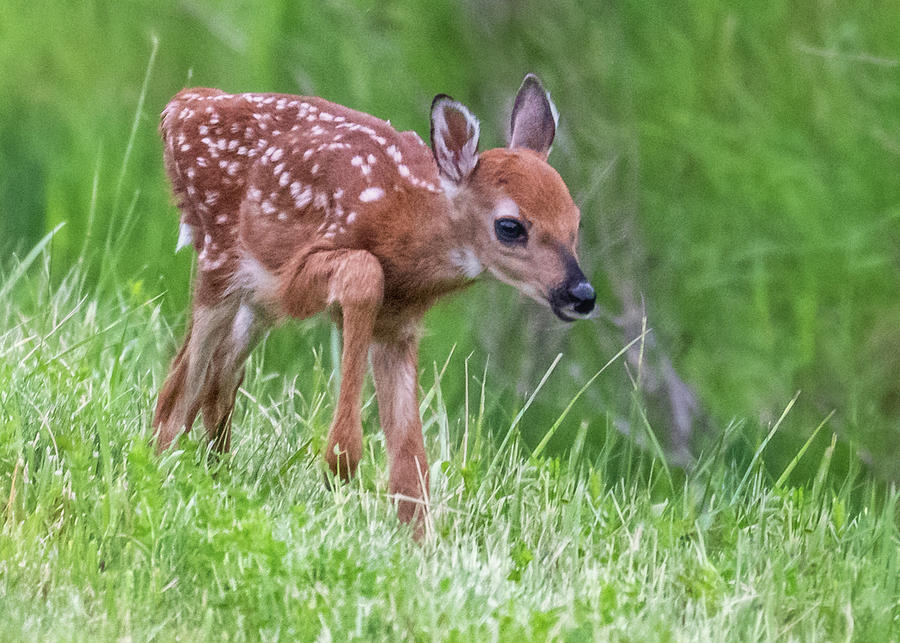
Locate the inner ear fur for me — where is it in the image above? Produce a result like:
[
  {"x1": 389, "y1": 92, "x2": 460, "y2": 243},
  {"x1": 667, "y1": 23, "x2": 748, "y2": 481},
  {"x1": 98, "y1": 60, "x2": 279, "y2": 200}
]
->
[
  {"x1": 508, "y1": 74, "x2": 558, "y2": 160},
  {"x1": 430, "y1": 94, "x2": 480, "y2": 183}
]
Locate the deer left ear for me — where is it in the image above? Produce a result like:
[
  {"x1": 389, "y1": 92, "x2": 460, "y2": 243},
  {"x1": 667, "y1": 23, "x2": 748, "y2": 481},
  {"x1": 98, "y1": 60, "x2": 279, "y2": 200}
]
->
[
  {"x1": 509, "y1": 74, "x2": 559, "y2": 160},
  {"x1": 430, "y1": 95, "x2": 480, "y2": 183}
]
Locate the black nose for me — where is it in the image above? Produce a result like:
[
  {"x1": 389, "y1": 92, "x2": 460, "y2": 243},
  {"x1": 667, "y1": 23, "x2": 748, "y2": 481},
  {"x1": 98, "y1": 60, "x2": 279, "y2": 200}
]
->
[{"x1": 568, "y1": 281, "x2": 596, "y2": 315}]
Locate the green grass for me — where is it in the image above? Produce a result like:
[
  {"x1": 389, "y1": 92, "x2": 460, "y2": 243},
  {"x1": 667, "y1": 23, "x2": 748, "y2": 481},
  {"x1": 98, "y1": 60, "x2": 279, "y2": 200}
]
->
[
  {"x1": 1, "y1": 248, "x2": 898, "y2": 641},
  {"x1": 1, "y1": 0, "x2": 899, "y2": 638}
]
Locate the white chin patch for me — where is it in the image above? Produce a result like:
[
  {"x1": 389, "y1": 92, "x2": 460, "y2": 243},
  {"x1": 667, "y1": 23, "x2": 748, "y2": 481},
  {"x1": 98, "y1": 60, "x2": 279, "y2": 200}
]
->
[{"x1": 450, "y1": 247, "x2": 483, "y2": 279}]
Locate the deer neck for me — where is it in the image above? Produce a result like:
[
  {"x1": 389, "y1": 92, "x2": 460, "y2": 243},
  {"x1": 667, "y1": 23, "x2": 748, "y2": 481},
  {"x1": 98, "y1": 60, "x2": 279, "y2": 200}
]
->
[{"x1": 431, "y1": 186, "x2": 485, "y2": 282}]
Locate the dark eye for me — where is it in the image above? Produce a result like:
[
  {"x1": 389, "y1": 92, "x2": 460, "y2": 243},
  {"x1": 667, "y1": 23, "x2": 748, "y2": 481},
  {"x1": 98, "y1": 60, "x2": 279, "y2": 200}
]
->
[{"x1": 494, "y1": 217, "x2": 528, "y2": 245}]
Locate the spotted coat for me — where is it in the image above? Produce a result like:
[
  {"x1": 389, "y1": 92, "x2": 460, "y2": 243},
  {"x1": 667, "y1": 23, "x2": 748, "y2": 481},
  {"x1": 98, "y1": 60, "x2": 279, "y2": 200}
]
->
[{"x1": 161, "y1": 87, "x2": 447, "y2": 309}]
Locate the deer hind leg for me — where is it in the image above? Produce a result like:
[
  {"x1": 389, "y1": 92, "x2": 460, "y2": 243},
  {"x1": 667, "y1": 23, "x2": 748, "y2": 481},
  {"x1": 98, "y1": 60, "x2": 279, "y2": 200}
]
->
[
  {"x1": 152, "y1": 299, "x2": 240, "y2": 453},
  {"x1": 200, "y1": 302, "x2": 265, "y2": 452},
  {"x1": 279, "y1": 249, "x2": 384, "y2": 481},
  {"x1": 371, "y1": 334, "x2": 429, "y2": 536}
]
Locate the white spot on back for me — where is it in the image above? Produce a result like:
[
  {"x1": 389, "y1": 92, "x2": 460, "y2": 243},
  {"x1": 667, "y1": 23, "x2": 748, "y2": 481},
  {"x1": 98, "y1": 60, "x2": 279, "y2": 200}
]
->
[
  {"x1": 291, "y1": 183, "x2": 312, "y2": 208},
  {"x1": 386, "y1": 145, "x2": 402, "y2": 163},
  {"x1": 358, "y1": 187, "x2": 385, "y2": 202}
]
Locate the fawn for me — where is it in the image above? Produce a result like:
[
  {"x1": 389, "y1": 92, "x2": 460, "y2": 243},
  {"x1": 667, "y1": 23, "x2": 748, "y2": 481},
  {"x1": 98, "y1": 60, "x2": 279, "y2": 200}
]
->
[{"x1": 153, "y1": 74, "x2": 595, "y2": 532}]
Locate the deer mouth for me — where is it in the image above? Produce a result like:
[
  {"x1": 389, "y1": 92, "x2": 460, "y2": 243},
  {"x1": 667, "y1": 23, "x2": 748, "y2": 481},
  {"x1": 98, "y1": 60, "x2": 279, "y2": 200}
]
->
[
  {"x1": 549, "y1": 281, "x2": 596, "y2": 322},
  {"x1": 550, "y1": 303, "x2": 596, "y2": 322},
  {"x1": 551, "y1": 304, "x2": 577, "y2": 322}
]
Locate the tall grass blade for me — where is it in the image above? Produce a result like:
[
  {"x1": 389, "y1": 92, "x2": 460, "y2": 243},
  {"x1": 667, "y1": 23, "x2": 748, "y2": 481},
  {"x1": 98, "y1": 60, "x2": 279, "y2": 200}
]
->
[
  {"x1": 812, "y1": 433, "x2": 837, "y2": 502},
  {"x1": 488, "y1": 352, "x2": 562, "y2": 472},
  {"x1": 632, "y1": 394, "x2": 673, "y2": 490},
  {"x1": 774, "y1": 410, "x2": 834, "y2": 489},
  {"x1": 731, "y1": 391, "x2": 799, "y2": 503},
  {"x1": 80, "y1": 149, "x2": 103, "y2": 260},
  {"x1": 531, "y1": 332, "x2": 647, "y2": 459},
  {"x1": 0, "y1": 223, "x2": 65, "y2": 303},
  {"x1": 112, "y1": 35, "x2": 158, "y2": 216}
]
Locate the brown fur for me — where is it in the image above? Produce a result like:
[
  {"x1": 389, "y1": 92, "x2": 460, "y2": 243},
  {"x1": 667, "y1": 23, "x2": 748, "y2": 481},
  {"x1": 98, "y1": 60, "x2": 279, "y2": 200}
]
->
[{"x1": 152, "y1": 77, "x2": 590, "y2": 537}]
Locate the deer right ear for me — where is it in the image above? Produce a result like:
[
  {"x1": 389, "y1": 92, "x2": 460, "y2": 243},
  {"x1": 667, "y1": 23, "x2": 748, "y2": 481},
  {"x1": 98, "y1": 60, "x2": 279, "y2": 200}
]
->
[
  {"x1": 430, "y1": 95, "x2": 480, "y2": 183},
  {"x1": 508, "y1": 74, "x2": 558, "y2": 160}
]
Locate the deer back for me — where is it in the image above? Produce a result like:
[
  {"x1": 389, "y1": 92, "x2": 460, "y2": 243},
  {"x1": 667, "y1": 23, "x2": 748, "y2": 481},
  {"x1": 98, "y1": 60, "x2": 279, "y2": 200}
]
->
[{"x1": 160, "y1": 88, "x2": 445, "y2": 286}]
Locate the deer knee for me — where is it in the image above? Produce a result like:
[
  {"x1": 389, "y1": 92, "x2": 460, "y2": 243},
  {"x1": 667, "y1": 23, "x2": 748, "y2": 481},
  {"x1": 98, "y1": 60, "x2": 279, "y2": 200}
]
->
[{"x1": 331, "y1": 251, "x2": 383, "y2": 312}]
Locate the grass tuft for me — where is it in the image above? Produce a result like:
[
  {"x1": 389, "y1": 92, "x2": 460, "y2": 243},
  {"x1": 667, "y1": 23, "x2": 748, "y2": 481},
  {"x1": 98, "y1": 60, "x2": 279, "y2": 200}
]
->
[{"x1": 0, "y1": 252, "x2": 897, "y2": 640}]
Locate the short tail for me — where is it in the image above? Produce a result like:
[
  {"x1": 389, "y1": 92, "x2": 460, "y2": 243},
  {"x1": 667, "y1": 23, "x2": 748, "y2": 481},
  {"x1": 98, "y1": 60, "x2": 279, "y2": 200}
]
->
[{"x1": 175, "y1": 221, "x2": 194, "y2": 252}]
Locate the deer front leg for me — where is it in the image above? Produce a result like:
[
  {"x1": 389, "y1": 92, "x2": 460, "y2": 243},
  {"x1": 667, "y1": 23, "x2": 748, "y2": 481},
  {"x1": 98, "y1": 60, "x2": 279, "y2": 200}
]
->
[
  {"x1": 371, "y1": 333, "x2": 429, "y2": 533},
  {"x1": 279, "y1": 250, "x2": 384, "y2": 481}
]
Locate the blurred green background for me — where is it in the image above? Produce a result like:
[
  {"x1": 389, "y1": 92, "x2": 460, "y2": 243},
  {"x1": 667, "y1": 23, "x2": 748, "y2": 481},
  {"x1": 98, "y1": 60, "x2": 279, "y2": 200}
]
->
[{"x1": 1, "y1": 0, "x2": 898, "y2": 480}]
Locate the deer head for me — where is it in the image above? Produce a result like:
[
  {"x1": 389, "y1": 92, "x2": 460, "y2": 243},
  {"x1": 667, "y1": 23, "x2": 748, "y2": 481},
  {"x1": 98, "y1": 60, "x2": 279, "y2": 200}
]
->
[{"x1": 430, "y1": 74, "x2": 596, "y2": 321}]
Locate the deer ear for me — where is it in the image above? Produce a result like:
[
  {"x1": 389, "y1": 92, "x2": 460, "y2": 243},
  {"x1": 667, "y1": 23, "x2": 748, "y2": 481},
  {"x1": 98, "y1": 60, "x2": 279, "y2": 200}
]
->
[
  {"x1": 430, "y1": 95, "x2": 480, "y2": 183},
  {"x1": 508, "y1": 74, "x2": 558, "y2": 160}
]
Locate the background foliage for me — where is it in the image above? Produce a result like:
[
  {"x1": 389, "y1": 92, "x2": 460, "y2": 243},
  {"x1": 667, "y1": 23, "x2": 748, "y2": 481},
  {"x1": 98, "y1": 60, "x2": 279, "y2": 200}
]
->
[
  {"x1": 1, "y1": 0, "x2": 899, "y2": 475},
  {"x1": 1, "y1": 0, "x2": 899, "y2": 639}
]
